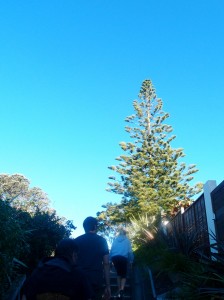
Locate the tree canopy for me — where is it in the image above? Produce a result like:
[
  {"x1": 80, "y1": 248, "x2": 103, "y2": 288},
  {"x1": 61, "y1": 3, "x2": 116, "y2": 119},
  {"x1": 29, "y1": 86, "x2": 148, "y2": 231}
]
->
[
  {"x1": 0, "y1": 174, "x2": 51, "y2": 214},
  {"x1": 98, "y1": 80, "x2": 202, "y2": 234}
]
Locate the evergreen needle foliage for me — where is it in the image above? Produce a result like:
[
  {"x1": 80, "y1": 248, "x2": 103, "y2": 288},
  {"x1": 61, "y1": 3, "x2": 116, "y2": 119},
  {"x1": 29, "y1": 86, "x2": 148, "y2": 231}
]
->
[{"x1": 99, "y1": 80, "x2": 202, "y2": 231}]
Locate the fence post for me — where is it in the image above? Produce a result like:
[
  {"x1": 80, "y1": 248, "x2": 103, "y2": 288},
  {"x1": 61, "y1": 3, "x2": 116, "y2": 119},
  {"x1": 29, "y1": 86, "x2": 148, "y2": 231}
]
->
[{"x1": 203, "y1": 180, "x2": 217, "y2": 252}]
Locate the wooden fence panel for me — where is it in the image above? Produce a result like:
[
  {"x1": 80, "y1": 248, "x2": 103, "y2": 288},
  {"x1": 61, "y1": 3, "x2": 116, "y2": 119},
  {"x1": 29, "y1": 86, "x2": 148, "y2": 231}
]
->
[{"x1": 170, "y1": 194, "x2": 210, "y2": 256}]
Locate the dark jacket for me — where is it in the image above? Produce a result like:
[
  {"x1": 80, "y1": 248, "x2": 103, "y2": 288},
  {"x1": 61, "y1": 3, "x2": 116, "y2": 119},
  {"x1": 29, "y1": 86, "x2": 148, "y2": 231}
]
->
[{"x1": 23, "y1": 257, "x2": 92, "y2": 300}]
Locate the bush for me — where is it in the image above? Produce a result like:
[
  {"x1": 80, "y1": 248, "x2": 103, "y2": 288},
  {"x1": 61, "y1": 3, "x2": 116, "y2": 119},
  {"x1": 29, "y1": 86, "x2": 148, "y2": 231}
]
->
[{"x1": 0, "y1": 199, "x2": 75, "y2": 297}]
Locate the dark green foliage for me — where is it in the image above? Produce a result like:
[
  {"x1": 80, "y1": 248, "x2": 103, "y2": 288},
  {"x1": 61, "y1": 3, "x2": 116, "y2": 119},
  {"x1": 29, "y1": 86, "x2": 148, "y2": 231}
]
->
[
  {"x1": 134, "y1": 226, "x2": 203, "y2": 298},
  {"x1": 134, "y1": 226, "x2": 224, "y2": 299},
  {"x1": 0, "y1": 200, "x2": 29, "y2": 296},
  {"x1": 22, "y1": 210, "x2": 75, "y2": 270},
  {"x1": 184, "y1": 234, "x2": 224, "y2": 299},
  {"x1": 0, "y1": 174, "x2": 76, "y2": 298}
]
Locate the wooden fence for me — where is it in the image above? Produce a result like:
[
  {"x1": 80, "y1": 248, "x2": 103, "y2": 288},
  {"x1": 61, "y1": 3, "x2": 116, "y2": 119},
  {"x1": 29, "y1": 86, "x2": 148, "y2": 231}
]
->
[{"x1": 168, "y1": 180, "x2": 224, "y2": 256}]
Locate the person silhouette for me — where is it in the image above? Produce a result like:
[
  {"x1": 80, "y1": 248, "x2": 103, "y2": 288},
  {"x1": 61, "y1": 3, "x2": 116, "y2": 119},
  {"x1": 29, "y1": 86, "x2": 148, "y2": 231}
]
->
[
  {"x1": 22, "y1": 238, "x2": 92, "y2": 300},
  {"x1": 75, "y1": 217, "x2": 111, "y2": 300}
]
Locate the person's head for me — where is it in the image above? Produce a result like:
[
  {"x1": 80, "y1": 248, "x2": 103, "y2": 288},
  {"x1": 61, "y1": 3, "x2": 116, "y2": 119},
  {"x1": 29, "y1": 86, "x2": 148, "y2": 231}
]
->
[
  {"x1": 83, "y1": 216, "x2": 98, "y2": 233},
  {"x1": 55, "y1": 238, "x2": 79, "y2": 264}
]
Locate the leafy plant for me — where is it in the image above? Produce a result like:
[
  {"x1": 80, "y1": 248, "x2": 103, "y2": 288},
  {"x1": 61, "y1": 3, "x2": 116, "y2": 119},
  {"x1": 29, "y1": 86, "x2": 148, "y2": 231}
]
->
[
  {"x1": 185, "y1": 233, "x2": 224, "y2": 299},
  {"x1": 0, "y1": 182, "x2": 76, "y2": 298}
]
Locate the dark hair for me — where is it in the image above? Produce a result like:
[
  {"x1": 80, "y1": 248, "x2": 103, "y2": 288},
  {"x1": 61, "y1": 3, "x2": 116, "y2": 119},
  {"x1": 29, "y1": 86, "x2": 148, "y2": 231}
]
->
[
  {"x1": 83, "y1": 216, "x2": 98, "y2": 232},
  {"x1": 55, "y1": 238, "x2": 79, "y2": 260}
]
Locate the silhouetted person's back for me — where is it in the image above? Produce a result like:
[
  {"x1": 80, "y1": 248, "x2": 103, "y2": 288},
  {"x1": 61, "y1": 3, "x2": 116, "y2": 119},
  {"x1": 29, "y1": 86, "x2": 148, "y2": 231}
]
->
[
  {"x1": 22, "y1": 238, "x2": 92, "y2": 300},
  {"x1": 75, "y1": 217, "x2": 111, "y2": 300}
]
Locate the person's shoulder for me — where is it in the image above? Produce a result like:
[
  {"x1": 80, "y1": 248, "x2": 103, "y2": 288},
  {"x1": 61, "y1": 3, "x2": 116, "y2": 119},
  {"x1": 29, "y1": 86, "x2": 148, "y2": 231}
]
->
[
  {"x1": 75, "y1": 233, "x2": 107, "y2": 245},
  {"x1": 96, "y1": 233, "x2": 106, "y2": 240},
  {"x1": 96, "y1": 234, "x2": 108, "y2": 244},
  {"x1": 74, "y1": 234, "x2": 86, "y2": 242}
]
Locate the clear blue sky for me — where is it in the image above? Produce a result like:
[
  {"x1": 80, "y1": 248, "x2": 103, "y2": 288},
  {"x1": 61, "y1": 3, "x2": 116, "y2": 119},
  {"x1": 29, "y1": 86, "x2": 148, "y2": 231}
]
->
[{"x1": 1, "y1": 0, "x2": 223, "y2": 237}]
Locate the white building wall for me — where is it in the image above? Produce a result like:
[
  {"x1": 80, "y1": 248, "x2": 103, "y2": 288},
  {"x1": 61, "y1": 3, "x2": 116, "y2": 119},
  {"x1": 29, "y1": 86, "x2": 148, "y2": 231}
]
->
[{"x1": 203, "y1": 180, "x2": 217, "y2": 249}]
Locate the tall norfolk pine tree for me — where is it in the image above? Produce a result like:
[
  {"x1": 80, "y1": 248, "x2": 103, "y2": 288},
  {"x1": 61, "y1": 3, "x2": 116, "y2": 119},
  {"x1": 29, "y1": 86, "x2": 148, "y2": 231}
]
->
[{"x1": 104, "y1": 80, "x2": 202, "y2": 222}]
